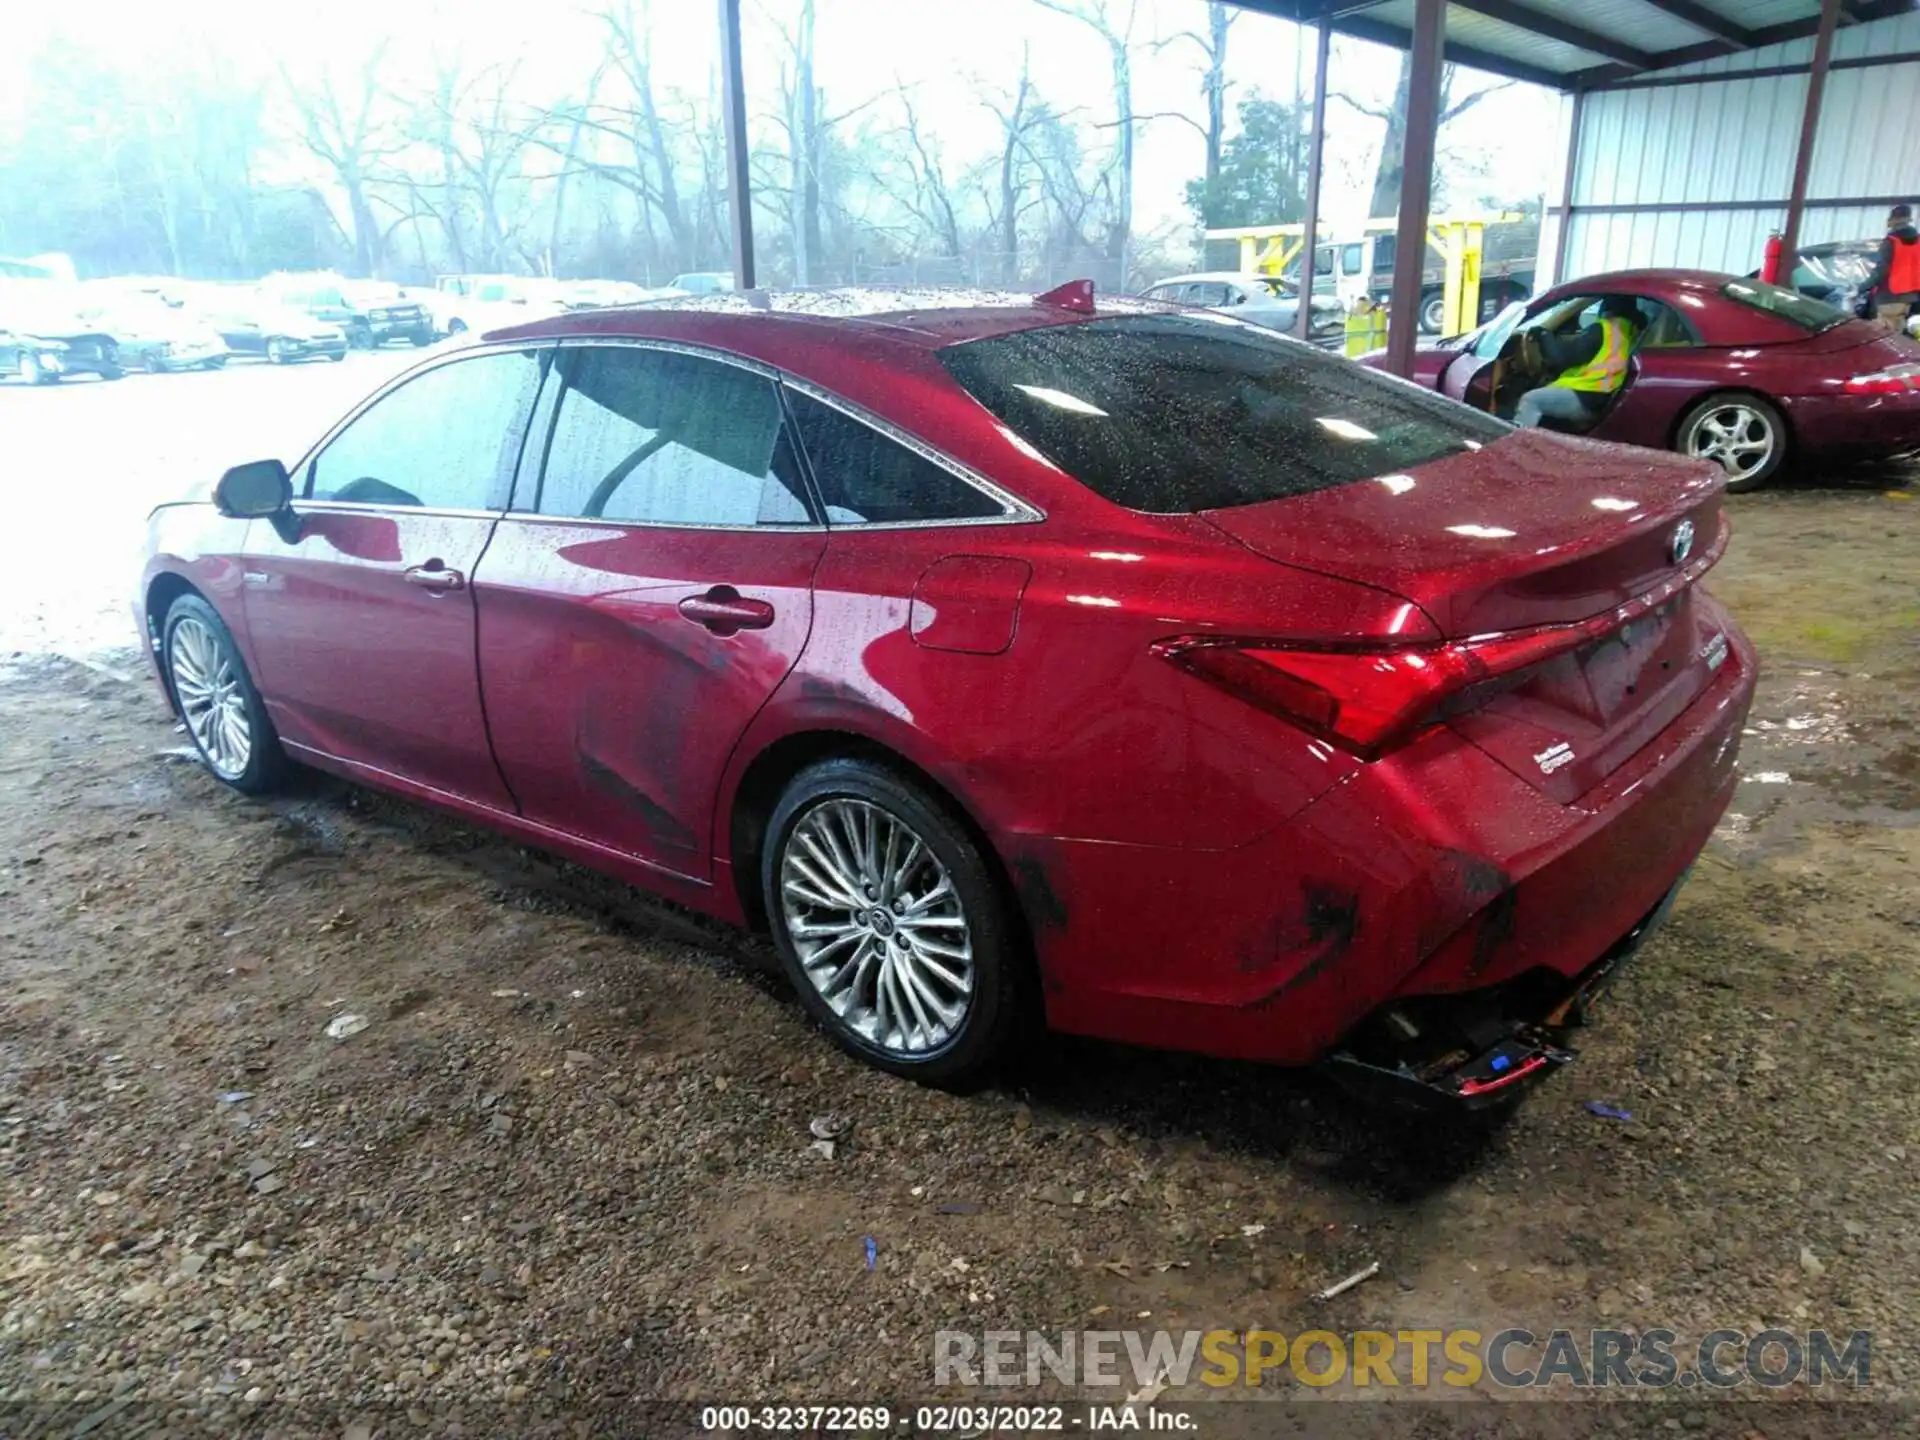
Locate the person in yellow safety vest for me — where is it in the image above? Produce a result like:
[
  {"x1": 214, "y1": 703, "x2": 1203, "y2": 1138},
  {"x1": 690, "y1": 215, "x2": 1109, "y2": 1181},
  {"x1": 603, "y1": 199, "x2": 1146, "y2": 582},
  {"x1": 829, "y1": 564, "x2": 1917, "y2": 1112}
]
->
[
  {"x1": 1515, "y1": 296, "x2": 1642, "y2": 430},
  {"x1": 1343, "y1": 297, "x2": 1388, "y2": 357}
]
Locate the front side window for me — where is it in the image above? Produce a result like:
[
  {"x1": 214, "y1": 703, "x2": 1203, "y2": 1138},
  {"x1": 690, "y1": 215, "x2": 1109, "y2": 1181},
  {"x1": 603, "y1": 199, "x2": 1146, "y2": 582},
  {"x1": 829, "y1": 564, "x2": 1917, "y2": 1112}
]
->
[
  {"x1": 787, "y1": 391, "x2": 1006, "y2": 525},
  {"x1": 532, "y1": 346, "x2": 810, "y2": 526},
  {"x1": 939, "y1": 314, "x2": 1511, "y2": 514},
  {"x1": 308, "y1": 349, "x2": 542, "y2": 509}
]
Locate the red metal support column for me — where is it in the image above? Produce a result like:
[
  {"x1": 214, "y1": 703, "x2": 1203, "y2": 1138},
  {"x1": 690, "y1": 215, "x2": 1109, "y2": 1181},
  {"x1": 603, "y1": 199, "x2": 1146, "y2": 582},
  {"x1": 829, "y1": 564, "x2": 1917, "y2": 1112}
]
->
[
  {"x1": 1385, "y1": 0, "x2": 1445, "y2": 377},
  {"x1": 718, "y1": 0, "x2": 757, "y2": 290},
  {"x1": 1294, "y1": 17, "x2": 1333, "y2": 341},
  {"x1": 1551, "y1": 88, "x2": 1586, "y2": 289},
  {"x1": 1779, "y1": 0, "x2": 1844, "y2": 268}
]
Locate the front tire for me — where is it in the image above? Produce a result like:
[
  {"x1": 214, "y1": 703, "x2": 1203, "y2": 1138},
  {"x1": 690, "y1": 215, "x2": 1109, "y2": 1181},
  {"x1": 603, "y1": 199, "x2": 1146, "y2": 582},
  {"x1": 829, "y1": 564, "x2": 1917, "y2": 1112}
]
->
[
  {"x1": 409, "y1": 327, "x2": 432, "y2": 347},
  {"x1": 347, "y1": 321, "x2": 374, "y2": 350},
  {"x1": 18, "y1": 352, "x2": 49, "y2": 385},
  {"x1": 1420, "y1": 291, "x2": 1445, "y2": 335},
  {"x1": 1678, "y1": 393, "x2": 1786, "y2": 493},
  {"x1": 762, "y1": 758, "x2": 1028, "y2": 1087},
  {"x1": 266, "y1": 338, "x2": 290, "y2": 365},
  {"x1": 162, "y1": 595, "x2": 286, "y2": 794}
]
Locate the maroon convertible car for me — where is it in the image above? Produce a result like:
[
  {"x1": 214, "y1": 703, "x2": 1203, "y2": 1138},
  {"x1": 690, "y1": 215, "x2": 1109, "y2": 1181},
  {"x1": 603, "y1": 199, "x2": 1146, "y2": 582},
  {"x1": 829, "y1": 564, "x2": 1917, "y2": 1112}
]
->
[
  {"x1": 1368, "y1": 270, "x2": 1920, "y2": 491},
  {"x1": 137, "y1": 283, "x2": 1755, "y2": 1107}
]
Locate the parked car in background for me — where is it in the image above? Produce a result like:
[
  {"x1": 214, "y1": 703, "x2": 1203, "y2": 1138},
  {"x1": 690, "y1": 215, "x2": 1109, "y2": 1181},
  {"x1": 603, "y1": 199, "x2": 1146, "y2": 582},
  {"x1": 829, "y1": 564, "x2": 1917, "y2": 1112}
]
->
[
  {"x1": 1368, "y1": 269, "x2": 1920, "y2": 491},
  {"x1": 1141, "y1": 271, "x2": 1343, "y2": 340},
  {"x1": 0, "y1": 288, "x2": 124, "y2": 383},
  {"x1": 425, "y1": 275, "x2": 566, "y2": 337},
  {"x1": 259, "y1": 273, "x2": 432, "y2": 349},
  {"x1": 666, "y1": 271, "x2": 735, "y2": 297},
  {"x1": 73, "y1": 290, "x2": 230, "y2": 372},
  {"x1": 137, "y1": 284, "x2": 1752, "y2": 1109},
  {"x1": 203, "y1": 297, "x2": 348, "y2": 364}
]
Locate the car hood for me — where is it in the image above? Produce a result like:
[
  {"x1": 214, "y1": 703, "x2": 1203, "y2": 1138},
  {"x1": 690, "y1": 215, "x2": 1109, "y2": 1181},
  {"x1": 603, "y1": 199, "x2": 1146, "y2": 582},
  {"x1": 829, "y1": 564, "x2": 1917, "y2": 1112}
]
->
[{"x1": 1198, "y1": 427, "x2": 1726, "y2": 636}]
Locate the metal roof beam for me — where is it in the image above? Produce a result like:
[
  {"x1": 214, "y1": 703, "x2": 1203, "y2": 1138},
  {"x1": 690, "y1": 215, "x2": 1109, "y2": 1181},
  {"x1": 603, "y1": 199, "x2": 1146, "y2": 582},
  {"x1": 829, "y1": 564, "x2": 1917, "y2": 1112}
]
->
[
  {"x1": 1332, "y1": 11, "x2": 1573, "y2": 86},
  {"x1": 1449, "y1": 0, "x2": 1655, "y2": 67},
  {"x1": 1633, "y1": 0, "x2": 1755, "y2": 47},
  {"x1": 1572, "y1": 0, "x2": 1919, "y2": 87}
]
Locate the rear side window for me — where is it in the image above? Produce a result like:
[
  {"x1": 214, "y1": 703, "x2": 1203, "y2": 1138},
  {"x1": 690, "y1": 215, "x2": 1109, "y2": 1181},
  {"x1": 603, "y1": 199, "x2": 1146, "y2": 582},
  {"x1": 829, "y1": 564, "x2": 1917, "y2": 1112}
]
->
[
  {"x1": 532, "y1": 346, "x2": 811, "y2": 526},
  {"x1": 787, "y1": 391, "x2": 1006, "y2": 525},
  {"x1": 1721, "y1": 278, "x2": 1846, "y2": 332},
  {"x1": 938, "y1": 314, "x2": 1510, "y2": 513}
]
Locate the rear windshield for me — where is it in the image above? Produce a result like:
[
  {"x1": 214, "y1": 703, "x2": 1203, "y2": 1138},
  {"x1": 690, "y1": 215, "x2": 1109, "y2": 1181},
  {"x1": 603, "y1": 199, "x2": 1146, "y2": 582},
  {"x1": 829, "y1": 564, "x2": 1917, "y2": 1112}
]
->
[
  {"x1": 1720, "y1": 278, "x2": 1847, "y2": 332},
  {"x1": 937, "y1": 314, "x2": 1509, "y2": 513}
]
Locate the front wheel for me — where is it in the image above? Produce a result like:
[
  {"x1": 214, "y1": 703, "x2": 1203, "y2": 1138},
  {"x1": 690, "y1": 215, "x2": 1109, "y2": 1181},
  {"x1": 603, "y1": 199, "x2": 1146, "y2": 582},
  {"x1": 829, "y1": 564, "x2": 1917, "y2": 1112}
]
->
[
  {"x1": 347, "y1": 322, "x2": 374, "y2": 350},
  {"x1": 762, "y1": 758, "x2": 1029, "y2": 1087},
  {"x1": 18, "y1": 352, "x2": 49, "y2": 385},
  {"x1": 162, "y1": 595, "x2": 286, "y2": 794},
  {"x1": 409, "y1": 327, "x2": 432, "y2": 347},
  {"x1": 1420, "y1": 291, "x2": 1445, "y2": 335},
  {"x1": 266, "y1": 338, "x2": 290, "y2": 365},
  {"x1": 144, "y1": 351, "x2": 166, "y2": 375},
  {"x1": 1678, "y1": 393, "x2": 1786, "y2": 493}
]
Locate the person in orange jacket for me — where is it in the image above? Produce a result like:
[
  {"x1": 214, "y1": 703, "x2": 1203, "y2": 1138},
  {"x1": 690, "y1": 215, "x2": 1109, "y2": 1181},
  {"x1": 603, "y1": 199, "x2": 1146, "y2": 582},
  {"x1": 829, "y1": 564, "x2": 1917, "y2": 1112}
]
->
[{"x1": 1864, "y1": 204, "x2": 1920, "y2": 326}]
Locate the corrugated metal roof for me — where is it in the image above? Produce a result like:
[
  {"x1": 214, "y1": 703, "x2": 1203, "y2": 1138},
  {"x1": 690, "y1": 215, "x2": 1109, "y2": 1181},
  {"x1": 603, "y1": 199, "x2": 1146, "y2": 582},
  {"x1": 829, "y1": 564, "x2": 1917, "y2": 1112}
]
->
[{"x1": 1233, "y1": 1, "x2": 1913, "y2": 90}]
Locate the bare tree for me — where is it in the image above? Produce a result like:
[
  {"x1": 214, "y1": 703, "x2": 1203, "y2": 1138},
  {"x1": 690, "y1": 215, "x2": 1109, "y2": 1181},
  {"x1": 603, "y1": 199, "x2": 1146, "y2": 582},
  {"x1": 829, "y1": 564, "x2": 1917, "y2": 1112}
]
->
[
  {"x1": 981, "y1": 53, "x2": 1041, "y2": 283},
  {"x1": 1033, "y1": 0, "x2": 1139, "y2": 273},
  {"x1": 1338, "y1": 60, "x2": 1512, "y2": 221},
  {"x1": 280, "y1": 42, "x2": 403, "y2": 276},
  {"x1": 870, "y1": 85, "x2": 964, "y2": 260},
  {"x1": 1157, "y1": 1, "x2": 1235, "y2": 190}
]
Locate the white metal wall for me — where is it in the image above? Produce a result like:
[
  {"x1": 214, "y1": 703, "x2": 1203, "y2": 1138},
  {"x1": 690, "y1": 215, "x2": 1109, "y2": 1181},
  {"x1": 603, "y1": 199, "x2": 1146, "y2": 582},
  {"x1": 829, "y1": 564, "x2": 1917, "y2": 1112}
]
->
[{"x1": 1556, "y1": 11, "x2": 1920, "y2": 282}]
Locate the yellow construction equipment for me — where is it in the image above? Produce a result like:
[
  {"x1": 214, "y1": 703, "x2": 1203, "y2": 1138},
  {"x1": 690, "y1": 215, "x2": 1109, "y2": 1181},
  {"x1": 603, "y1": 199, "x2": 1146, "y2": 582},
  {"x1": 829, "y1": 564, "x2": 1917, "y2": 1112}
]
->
[
  {"x1": 1343, "y1": 297, "x2": 1389, "y2": 357},
  {"x1": 1205, "y1": 211, "x2": 1524, "y2": 339}
]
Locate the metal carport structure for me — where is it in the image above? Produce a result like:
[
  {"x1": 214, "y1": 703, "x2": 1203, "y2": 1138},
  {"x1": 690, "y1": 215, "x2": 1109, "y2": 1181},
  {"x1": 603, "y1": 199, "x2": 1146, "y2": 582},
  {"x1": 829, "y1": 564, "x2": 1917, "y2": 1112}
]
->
[{"x1": 712, "y1": 0, "x2": 1920, "y2": 375}]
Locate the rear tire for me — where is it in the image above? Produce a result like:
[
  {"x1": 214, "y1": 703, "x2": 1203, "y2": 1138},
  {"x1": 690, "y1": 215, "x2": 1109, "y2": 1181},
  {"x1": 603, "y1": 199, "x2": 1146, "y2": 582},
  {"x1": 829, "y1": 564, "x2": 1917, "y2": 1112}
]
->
[
  {"x1": 266, "y1": 338, "x2": 290, "y2": 365},
  {"x1": 1420, "y1": 291, "x2": 1445, "y2": 334},
  {"x1": 761, "y1": 757, "x2": 1029, "y2": 1088},
  {"x1": 347, "y1": 321, "x2": 374, "y2": 350},
  {"x1": 162, "y1": 594, "x2": 287, "y2": 795},
  {"x1": 1677, "y1": 393, "x2": 1786, "y2": 493},
  {"x1": 18, "y1": 352, "x2": 48, "y2": 385}
]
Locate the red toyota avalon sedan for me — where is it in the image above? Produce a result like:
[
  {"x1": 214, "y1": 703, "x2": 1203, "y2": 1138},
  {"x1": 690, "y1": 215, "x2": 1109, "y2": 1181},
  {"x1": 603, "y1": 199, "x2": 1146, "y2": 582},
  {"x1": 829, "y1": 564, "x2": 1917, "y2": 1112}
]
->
[{"x1": 136, "y1": 283, "x2": 1755, "y2": 1106}]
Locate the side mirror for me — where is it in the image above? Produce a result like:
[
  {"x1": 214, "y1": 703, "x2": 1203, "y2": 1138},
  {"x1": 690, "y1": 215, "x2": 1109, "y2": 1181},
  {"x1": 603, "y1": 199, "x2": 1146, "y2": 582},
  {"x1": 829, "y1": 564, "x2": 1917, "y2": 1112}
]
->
[{"x1": 215, "y1": 459, "x2": 300, "y2": 541}]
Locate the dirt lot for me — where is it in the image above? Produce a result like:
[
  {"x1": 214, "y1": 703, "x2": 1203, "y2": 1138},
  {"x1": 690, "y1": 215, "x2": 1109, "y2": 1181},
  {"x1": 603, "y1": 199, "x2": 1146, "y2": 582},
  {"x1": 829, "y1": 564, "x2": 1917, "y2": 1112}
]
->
[{"x1": 2, "y1": 363, "x2": 1919, "y2": 1436}]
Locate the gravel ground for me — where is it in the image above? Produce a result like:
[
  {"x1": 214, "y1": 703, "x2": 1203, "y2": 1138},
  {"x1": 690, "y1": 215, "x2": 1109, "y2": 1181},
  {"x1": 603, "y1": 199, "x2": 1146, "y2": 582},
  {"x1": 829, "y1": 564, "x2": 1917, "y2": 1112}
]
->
[{"x1": 1, "y1": 362, "x2": 1918, "y2": 1437}]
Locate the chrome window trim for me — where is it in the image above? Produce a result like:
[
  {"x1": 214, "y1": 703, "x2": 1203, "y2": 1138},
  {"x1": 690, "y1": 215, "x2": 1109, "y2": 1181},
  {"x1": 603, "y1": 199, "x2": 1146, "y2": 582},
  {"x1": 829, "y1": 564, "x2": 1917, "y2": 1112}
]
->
[
  {"x1": 298, "y1": 501, "x2": 508, "y2": 521},
  {"x1": 780, "y1": 376, "x2": 1046, "y2": 529}
]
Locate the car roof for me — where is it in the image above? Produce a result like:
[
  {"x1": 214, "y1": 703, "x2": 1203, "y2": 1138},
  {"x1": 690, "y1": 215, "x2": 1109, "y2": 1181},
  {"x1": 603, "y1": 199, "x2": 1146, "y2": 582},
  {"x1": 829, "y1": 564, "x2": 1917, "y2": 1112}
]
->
[
  {"x1": 488, "y1": 285, "x2": 1168, "y2": 354},
  {"x1": 1146, "y1": 272, "x2": 1270, "y2": 287}
]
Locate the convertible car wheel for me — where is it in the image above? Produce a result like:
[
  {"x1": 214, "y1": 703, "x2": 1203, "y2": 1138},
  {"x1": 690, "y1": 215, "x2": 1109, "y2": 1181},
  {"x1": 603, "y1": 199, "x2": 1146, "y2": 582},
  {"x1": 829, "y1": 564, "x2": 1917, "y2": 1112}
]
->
[
  {"x1": 1678, "y1": 393, "x2": 1785, "y2": 493},
  {"x1": 764, "y1": 759, "x2": 1026, "y2": 1087},
  {"x1": 163, "y1": 596, "x2": 286, "y2": 794}
]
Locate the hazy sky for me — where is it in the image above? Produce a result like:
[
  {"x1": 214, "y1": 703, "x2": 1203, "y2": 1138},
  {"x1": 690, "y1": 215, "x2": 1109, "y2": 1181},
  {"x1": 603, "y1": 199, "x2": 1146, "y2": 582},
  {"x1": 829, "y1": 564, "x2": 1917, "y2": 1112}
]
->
[{"x1": 1, "y1": 0, "x2": 1566, "y2": 247}]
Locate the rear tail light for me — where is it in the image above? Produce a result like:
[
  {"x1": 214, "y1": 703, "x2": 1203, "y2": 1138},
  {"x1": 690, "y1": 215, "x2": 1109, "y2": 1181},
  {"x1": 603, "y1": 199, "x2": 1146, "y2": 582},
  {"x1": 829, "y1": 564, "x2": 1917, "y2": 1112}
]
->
[
  {"x1": 1156, "y1": 514, "x2": 1728, "y2": 758},
  {"x1": 1845, "y1": 364, "x2": 1920, "y2": 395},
  {"x1": 1156, "y1": 628, "x2": 1591, "y2": 758}
]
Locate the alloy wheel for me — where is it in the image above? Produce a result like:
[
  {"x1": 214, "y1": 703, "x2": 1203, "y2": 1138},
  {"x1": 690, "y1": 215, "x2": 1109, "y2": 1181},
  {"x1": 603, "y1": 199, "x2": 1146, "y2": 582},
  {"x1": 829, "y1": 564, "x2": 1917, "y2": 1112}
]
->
[
  {"x1": 169, "y1": 616, "x2": 252, "y2": 780},
  {"x1": 1686, "y1": 402, "x2": 1775, "y2": 483},
  {"x1": 779, "y1": 798, "x2": 974, "y2": 1057}
]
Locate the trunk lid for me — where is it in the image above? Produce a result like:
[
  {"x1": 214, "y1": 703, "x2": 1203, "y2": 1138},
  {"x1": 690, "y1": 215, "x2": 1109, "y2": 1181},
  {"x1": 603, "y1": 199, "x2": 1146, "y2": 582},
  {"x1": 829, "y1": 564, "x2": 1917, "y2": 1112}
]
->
[
  {"x1": 1783, "y1": 317, "x2": 1920, "y2": 360},
  {"x1": 1198, "y1": 427, "x2": 1724, "y2": 638},
  {"x1": 1198, "y1": 428, "x2": 1732, "y2": 799}
]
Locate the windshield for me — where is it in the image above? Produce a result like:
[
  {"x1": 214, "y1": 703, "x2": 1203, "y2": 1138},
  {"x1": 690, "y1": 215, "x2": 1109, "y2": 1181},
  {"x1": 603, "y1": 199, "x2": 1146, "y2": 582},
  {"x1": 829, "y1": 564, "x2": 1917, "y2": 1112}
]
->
[
  {"x1": 1721, "y1": 278, "x2": 1847, "y2": 332},
  {"x1": 938, "y1": 314, "x2": 1510, "y2": 514}
]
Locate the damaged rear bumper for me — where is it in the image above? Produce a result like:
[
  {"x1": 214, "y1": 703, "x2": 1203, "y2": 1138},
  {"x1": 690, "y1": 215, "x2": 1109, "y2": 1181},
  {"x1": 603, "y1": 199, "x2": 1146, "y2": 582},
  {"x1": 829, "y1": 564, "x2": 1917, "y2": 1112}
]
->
[{"x1": 1322, "y1": 873, "x2": 1687, "y2": 1111}]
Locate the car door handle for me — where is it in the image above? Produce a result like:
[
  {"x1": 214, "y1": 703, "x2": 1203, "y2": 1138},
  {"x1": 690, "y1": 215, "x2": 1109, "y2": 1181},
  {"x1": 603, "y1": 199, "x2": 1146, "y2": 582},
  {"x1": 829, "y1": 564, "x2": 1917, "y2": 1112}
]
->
[
  {"x1": 678, "y1": 587, "x2": 775, "y2": 634},
  {"x1": 404, "y1": 562, "x2": 465, "y2": 592}
]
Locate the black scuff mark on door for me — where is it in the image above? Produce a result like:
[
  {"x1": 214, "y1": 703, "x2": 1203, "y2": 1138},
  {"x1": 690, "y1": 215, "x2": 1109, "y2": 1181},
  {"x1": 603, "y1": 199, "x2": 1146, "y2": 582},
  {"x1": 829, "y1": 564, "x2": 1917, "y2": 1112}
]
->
[
  {"x1": 1242, "y1": 882, "x2": 1361, "y2": 1004},
  {"x1": 1470, "y1": 885, "x2": 1520, "y2": 977},
  {"x1": 576, "y1": 749, "x2": 697, "y2": 852}
]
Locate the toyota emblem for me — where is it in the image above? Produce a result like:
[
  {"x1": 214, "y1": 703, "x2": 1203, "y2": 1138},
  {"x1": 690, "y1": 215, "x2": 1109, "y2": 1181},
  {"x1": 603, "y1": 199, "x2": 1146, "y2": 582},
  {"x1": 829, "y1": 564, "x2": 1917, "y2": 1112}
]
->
[{"x1": 1670, "y1": 519, "x2": 1695, "y2": 565}]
